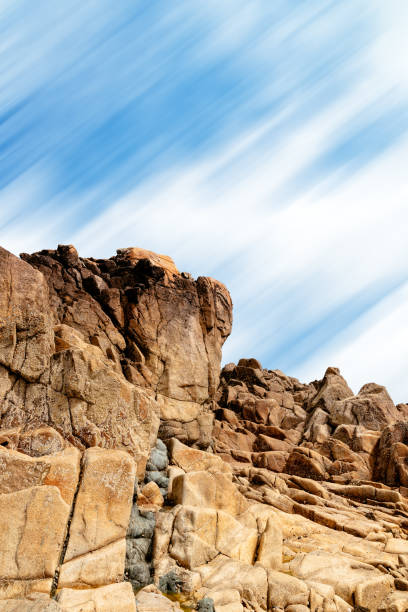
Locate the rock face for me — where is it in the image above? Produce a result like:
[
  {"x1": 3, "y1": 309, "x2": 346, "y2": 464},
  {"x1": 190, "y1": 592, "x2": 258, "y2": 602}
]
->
[
  {"x1": 17, "y1": 244, "x2": 232, "y2": 453},
  {"x1": 213, "y1": 362, "x2": 408, "y2": 485},
  {"x1": 2, "y1": 243, "x2": 408, "y2": 611},
  {"x1": 0, "y1": 445, "x2": 135, "y2": 610},
  {"x1": 0, "y1": 244, "x2": 231, "y2": 611}
]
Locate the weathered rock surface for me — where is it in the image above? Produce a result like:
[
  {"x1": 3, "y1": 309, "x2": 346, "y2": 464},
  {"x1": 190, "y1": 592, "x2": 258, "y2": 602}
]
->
[
  {"x1": 134, "y1": 584, "x2": 183, "y2": 611},
  {"x1": 2, "y1": 243, "x2": 408, "y2": 611},
  {"x1": 0, "y1": 444, "x2": 134, "y2": 609},
  {"x1": 63, "y1": 447, "x2": 135, "y2": 562},
  {"x1": 19, "y1": 244, "x2": 232, "y2": 451},
  {"x1": 57, "y1": 582, "x2": 136, "y2": 611}
]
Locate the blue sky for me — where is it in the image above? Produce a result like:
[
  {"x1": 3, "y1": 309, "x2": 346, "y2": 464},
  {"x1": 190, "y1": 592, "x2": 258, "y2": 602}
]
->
[{"x1": 1, "y1": 1, "x2": 408, "y2": 402}]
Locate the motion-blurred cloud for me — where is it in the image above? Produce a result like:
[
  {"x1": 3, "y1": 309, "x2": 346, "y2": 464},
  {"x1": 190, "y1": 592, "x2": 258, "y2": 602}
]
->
[{"x1": 1, "y1": 1, "x2": 408, "y2": 401}]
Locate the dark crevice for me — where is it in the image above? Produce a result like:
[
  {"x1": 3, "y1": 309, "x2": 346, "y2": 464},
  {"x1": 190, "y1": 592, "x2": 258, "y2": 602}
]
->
[{"x1": 50, "y1": 453, "x2": 85, "y2": 599}]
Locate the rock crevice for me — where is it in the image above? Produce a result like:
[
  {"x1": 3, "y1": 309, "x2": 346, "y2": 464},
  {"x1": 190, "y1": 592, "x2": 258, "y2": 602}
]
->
[{"x1": 50, "y1": 453, "x2": 84, "y2": 598}]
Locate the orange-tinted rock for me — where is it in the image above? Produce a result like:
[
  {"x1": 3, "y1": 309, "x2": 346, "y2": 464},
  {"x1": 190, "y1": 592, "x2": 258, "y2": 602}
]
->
[
  {"x1": 252, "y1": 451, "x2": 289, "y2": 472},
  {"x1": 64, "y1": 448, "x2": 135, "y2": 562},
  {"x1": 330, "y1": 383, "x2": 400, "y2": 430},
  {"x1": 374, "y1": 421, "x2": 408, "y2": 486},
  {"x1": 138, "y1": 481, "x2": 164, "y2": 509},
  {"x1": 3, "y1": 241, "x2": 408, "y2": 611},
  {"x1": 307, "y1": 367, "x2": 353, "y2": 416},
  {"x1": 286, "y1": 447, "x2": 329, "y2": 481},
  {"x1": 0, "y1": 246, "x2": 53, "y2": 383},
  {"x1": 19, "y1": 245, "x2": 232, "y2": 451}
]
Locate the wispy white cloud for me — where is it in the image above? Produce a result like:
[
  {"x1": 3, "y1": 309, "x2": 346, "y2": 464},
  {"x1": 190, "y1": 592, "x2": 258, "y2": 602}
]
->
[
  {"x1": 296, "y1": 280, "x2": 408, "y2": 403},
  {"x1": 1, "y1": 1, "x2": 408, "y2": 402}
]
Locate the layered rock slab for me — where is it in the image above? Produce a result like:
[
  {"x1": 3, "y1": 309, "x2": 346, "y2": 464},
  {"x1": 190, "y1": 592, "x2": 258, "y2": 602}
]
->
[
  {"x1": 57, "y1": 582, "x2": 136, "y2": 611},
  {"x1": 0, "y1": 447, "x2": 80, "y2": 587},
  {"x1": 0, "y1": 445, "x2": 135, "y2": 611}
]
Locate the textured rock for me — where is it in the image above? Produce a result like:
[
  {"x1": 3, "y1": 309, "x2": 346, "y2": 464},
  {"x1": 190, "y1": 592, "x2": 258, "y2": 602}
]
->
[
  {"x1": 169, "y1": 506, "x2": 218, "y2": 569},
  {"x1": 49, "y1": 325, "x2": 159, "y2": 474},
  {"x1": 290, "y1": 550, "x2": 382, "y2": 604},
  {"x1": 57, "y1": 582, "x2": 136, "y2": 611},
  {"x1": 169, "y1": 439, "x2": 231, "y2": 474},
  {"x1": 135, "y1": 584, "x2": 183, "y2": 611},
  {"x1": 58, "y1": 539, "x2": 126, "y2": 588},
  {"x1": 0, "y1": 446, "x2": 80, "y2": 583},
  {"x1": 374, "y1": 421, "x2": 408, "y2": 487},
  {"x1": 0, "y1": 446, "x2": 81, "y2": 504},
  {"x1": 330, "y1": 382, "x2": 400, "y2": 430},
  {"x1": 21, "y1": 245, "x2": 232, "y2": 438},
  {"x1": 209, "y1": 358, "x2": 408, "y2": 609},
  {"x1": 0, "y1": 426, "x2": 70, "y2": 457},
  {"x1": 3, "y1": 243, "x2": 408, "y2": 611},
  {"x1": 256, "y1": 517, "x2": 283, "y2": 570},
  {"x1": 0, "y1": 485, "x2": 70, "y2": 580},
  {"x1": 0, "y1": 247, "x2": 161, "y2": 473},
  {"x1": 354, "y1": 574, "x2": 394, "y2": 611},
  {"x1": 1, "y1": 243, "x2": 232, "y2": 473},
  {"x1": 138, "y1": 481, "x2": 164, "y2": 509},
  {"x1": 197, "y1": 556, "x2": 268, "y2": 609},
  {"x1": 267, "y1": 570, "x2": 309, "y2": 609},
  {"x1": 0, "y1": 246, "x2": 53, "y2": 382},
  {"x1": 0, "y1": 581, "x2": 52, "y2": 602},
  {"x1": 0, "y1": 597, "x2": 61, "y2": 612},
  {"x1": 63, "y1": 448, "x2": 135, "y2": 561},
  {"x1": 0, "y1": 444, "x2": 139, "y2": 606},
  {"x1": 171, "y1": 471, "x2": 248, "y2": 516}
]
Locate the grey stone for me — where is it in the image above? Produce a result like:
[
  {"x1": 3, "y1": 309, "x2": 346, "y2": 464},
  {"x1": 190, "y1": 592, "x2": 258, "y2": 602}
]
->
[
  {"x1": 197, "y1": 597, "x2": 215, "y2": 612},
  {"x1": 155, "y1": 438, "x2": 168, "y2": 453},
  {"x1": 126, "y1": 537, "x2": 152, "y2": 563},
  {"x1": 146, "y1": 447, "x2": 168, "y2": 471},
  {"x1": 127, "y1": 506, "x2": 155, "y2": 539},
  {"x1": 145, "y1": 470, "x2": 169, "y2": 490},
  {"x1": 159, "y1": 570, "x2": 183, "y2": 594},
  {"x1": 126, "y1": 559, "x2": 151, "y2": 589}
]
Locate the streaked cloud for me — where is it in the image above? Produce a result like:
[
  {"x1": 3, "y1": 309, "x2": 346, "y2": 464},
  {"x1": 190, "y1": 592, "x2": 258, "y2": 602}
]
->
[{"x1": 0, "y1": 1, "x2": 407, "y2": 401}]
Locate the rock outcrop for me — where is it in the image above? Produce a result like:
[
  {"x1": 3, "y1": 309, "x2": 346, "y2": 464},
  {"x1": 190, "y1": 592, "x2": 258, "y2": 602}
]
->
[{"x1": 1, "y1": 243, "x2": 408, "y2": 611}]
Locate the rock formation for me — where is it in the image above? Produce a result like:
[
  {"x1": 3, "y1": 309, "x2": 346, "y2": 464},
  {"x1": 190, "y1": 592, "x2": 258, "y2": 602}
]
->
[{"x1": 1, "y1": 243, "x2": 408, "y2": 611}]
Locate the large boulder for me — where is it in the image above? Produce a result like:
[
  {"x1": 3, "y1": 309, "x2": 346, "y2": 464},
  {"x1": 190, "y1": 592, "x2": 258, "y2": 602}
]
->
[
  {"x1": 373, "y1": 421, "x2": 408, "y2": 486},
  {"x1": 171, "y1": 471, "x2": 248, "y2": 516},
  {"x1": 290, "y1": 550, "x2": 386, "y2": 605},
  {"x1": 329, "y1": 383, "x2": 400, "y2": 430},
  {"x1": 0, "y1": 447, "x2": 80, "y2": 586},
  {"x1": 196, "y1": 556, "x2": 268, "y2": 610},
  {"x1": 307, "y1": 367, "x2": 354, "y2": 416},
  {"x1": 62, "y1": 448, "x2": 135, "y2": 563}
]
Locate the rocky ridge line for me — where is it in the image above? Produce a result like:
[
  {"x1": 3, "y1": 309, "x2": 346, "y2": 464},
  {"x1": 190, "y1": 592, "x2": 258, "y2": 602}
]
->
[{"x1": 0, "y1": 244, "x2": 407, "y2": 611}]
